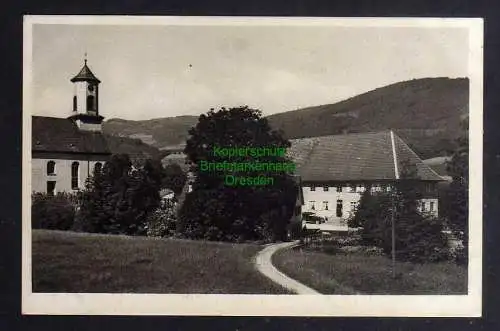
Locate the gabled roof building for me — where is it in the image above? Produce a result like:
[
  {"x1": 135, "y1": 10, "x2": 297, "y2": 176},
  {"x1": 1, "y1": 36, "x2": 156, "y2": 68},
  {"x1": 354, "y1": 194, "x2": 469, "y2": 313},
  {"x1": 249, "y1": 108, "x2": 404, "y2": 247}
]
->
[{"x1": 286, "y1": 131, "x2": 444, "y2": 229}]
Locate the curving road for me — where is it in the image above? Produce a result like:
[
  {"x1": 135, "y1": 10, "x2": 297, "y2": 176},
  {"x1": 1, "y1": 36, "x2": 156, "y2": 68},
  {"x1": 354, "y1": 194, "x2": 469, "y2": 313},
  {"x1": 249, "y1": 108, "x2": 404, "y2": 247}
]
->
[{"x1": 254, "y1": 240, "x2": 321, "y2": 295}]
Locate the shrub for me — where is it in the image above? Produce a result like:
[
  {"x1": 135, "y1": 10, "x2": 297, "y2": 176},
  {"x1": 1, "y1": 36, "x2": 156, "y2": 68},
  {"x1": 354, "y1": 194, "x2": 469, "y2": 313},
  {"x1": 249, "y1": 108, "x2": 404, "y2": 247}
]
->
[
  {"x1": 145, "y1": 207, "x2": 177, "y2": 238},
  {"x1": 32, "y1": 192, "x2": 76, "y2": 231}
]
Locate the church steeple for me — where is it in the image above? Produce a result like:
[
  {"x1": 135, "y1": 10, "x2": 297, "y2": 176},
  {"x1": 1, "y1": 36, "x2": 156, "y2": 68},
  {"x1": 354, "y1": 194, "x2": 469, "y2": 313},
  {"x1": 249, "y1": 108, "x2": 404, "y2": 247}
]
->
[{"x1": 68, "y1": 55, "x2": 104, "y2": 132}]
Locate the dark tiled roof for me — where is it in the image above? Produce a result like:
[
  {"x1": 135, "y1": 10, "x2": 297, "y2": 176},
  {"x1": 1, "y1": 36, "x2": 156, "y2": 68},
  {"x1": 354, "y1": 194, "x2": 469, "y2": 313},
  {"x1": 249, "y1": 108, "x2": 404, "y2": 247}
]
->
[
  {"x1": 32, "y1": 116, "x2": 111, "y2": 155},
  {"x1": 287, "y1": 131, "x2": 443, "y2": 182},
  {"x1": 70, "y1": 63, "x2": 101, "y2": 83}
]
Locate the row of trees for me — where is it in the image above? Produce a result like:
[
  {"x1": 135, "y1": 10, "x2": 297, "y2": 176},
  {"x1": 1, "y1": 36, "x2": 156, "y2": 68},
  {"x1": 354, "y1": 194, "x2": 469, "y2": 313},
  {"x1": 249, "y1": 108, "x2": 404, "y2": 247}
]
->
[{"x1": 32, "y1": 155, "x2": 187, "y2": 236}]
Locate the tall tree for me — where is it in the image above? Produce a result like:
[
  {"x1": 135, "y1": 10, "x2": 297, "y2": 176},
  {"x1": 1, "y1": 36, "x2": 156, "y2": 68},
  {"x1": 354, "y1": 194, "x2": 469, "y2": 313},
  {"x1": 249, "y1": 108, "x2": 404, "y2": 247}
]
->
[
  {"x1": 179, "y1": 106, "x2": 298, "y2": 242},
  {"x1": 76, "y1": 154, "x2": 162, "y2": 235}
]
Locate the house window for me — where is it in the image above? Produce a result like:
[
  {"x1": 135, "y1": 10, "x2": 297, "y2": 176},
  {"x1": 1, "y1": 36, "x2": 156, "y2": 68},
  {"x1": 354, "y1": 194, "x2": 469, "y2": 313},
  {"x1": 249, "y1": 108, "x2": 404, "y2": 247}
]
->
[
  {"x1": 309, "y1": 201, "x2": 315, "y2": 211},
  {"x1": 336, "y1": 200, "x2": 343, "y2": 217},
  {"x1": 323, "y1": 201, "x2": 329, "y2": 210},
  {"x1": 336, "y1": 185, "x2": 342, "y2": 192},
  {"x1": 430, "y1": 201, "x2": 435, "y2": 212},
  {"x1": 73, "y1": 96, "x2": 77, "y2": 112},
  {"x1": 94, "y1": 162, "x2": 102, "y2": 174},
  {"x1": 47, "y1": 181, "x2": 56, "y2": 196},
  {"x1": 87, "y1": 95, "x2": 95, "y2": 111},
  {"x1": 310, "y1": 185, "x2": 316, "y2": 191},
  {"x1": 356, "y1": 185, "x2": 365, "y2": 193},
  {"x1": 349, "y1": 185, "x2": 356, "y2": 193},
  {"x1": 71, "y1": 161, "x2": 80, "y2": 189},
  {"x1": 386, "y1": 185, "x2": 392, "y2": 192},
  {"x1": 323, "y1": 185, "x2": 329, "y2": 192},
  {"x1": 350, "y1": 201, "x2": 357, "y2": 212},
  {"x1": 46, "y1": 161, "x2": 56, "y2": 176}
]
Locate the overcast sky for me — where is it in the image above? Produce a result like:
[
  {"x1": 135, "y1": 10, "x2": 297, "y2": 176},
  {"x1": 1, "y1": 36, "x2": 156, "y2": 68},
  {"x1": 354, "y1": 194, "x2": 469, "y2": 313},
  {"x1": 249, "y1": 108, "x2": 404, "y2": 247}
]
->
[{"x1": 31, "y1": 21, "x2": 469, "y2": 121}]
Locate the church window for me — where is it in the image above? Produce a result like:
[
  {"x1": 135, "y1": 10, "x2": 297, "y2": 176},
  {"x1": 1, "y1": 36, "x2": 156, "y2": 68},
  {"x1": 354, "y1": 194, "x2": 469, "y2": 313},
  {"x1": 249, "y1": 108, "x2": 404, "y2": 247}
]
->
[
  {"x1": 73, "y1": 96, "x2": 77, "y2": 112},
  {"x1": 71, "y1": 162, "x2": 80, "y2": 189},
  {"x1": 87, "y1": 95, "x2": 95, "y2": 111},
  {"x1": 47, "y1": 161, "x2": 56, "y2": 176},
  {"x1": 47, "y1": 181, "x2": 56, "y2": 196}
]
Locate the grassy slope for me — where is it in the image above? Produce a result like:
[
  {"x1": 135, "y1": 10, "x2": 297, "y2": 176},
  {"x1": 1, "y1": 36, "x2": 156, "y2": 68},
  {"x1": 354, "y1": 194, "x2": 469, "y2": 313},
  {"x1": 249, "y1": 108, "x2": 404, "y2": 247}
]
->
[
  {"x1": 272, "y1": 248, "x2": 467, "y2": 295},
  {"x1": 32, "y1": 230, "x2": 290, "y2": 294}
]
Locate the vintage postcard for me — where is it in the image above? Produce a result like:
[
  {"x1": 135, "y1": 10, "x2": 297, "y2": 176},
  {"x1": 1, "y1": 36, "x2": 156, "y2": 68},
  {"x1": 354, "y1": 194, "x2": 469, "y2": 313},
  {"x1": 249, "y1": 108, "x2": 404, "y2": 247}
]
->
[{"x1": 22, "y1": 16, "x2": 483, "y2": 316}]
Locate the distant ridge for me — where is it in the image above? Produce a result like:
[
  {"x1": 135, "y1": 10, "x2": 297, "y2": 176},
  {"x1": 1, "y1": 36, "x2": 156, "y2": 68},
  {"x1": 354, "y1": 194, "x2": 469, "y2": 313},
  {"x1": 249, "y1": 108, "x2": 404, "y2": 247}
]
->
[{"x1": 103, "y1": 77, "x2": 468, "y2": 160}]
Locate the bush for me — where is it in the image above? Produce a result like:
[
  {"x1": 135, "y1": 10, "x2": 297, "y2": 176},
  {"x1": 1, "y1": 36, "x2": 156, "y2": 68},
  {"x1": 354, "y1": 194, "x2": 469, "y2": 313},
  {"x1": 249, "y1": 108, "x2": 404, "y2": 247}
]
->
[
  {"x1": 145, "y1": 207, "x2": 177, "y2": 238},
  {"x1": 32, "y1": 192, "x2": 76, "y2": 231}
]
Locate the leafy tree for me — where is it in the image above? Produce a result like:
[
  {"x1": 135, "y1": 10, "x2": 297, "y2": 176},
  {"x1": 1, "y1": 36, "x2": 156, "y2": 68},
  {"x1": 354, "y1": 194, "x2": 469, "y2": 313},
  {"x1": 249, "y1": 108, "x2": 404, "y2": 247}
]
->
[
  {"x1": 76, "y1": 154, "x2": 162, "y2": 235},
  {"x1": 178, "y1": 106, "x2": 298, "y2": 242},
  {"x1": 351, "y1": 161, "x2": 448, "y2": 263}
]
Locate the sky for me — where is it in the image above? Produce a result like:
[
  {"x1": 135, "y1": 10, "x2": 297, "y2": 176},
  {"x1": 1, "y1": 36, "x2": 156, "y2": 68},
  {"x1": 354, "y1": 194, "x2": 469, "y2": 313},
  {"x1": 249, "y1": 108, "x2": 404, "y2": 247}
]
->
[{"x1": 30, "y1": 20, "x2": 469, "y2": 121}]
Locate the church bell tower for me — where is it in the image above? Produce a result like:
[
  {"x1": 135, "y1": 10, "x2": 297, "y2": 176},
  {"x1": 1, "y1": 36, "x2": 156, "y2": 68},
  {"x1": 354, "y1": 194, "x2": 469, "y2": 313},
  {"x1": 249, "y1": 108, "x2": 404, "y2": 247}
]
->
[{"x1": 68, "y1": 54, "x2": 104, "y2": 132}]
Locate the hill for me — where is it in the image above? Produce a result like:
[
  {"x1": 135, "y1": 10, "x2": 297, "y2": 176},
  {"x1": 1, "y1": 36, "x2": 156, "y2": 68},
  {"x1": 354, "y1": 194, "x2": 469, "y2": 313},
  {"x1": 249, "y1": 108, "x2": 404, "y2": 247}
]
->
[
  {"x1": 104, "y1": 134, "x2": 167, "y2": 164},
  {"x1": 103, "y1": 77, "x2": 469, "y2": 159},
  {"x1": 267, "y1": 77, "x2": 468, "y2": 159},
  {"x1": 103, "y1": 116, "x2": 198, "y2": 150}
]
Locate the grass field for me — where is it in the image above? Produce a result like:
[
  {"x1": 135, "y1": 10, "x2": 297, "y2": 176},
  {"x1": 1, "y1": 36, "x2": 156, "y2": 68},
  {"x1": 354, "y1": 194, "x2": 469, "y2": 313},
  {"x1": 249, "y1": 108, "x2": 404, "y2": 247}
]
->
[
  {"x1": 31, "y1": 229, "x2": 290, "y2": 294},
  {"x1": 272, "y1": 247, "x2": 467, "y2": 295}
]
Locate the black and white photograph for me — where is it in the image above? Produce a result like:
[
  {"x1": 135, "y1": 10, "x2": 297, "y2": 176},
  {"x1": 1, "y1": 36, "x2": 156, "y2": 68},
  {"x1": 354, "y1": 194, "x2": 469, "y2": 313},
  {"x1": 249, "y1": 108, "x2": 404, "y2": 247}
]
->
[{"x1": 22, "y1": 16, "x2": 483, "y2": 316}]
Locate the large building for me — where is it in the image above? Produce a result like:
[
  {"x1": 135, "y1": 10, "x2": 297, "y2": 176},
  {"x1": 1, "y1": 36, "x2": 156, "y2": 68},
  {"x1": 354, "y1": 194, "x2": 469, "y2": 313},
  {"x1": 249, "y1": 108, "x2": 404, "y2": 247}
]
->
[
  {"x1": 287, "y1": 130, "x2": 444, "y2": 229},
  {"x1": 31, "y1": 59, "x2": 111, "y2": 195}
]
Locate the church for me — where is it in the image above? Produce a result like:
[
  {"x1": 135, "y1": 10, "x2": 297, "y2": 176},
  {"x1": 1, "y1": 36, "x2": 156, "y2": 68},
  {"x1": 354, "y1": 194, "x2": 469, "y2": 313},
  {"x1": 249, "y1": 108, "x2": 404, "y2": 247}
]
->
[{"x1": 31, "y1": 59, "x2": 111, "y2": 195}]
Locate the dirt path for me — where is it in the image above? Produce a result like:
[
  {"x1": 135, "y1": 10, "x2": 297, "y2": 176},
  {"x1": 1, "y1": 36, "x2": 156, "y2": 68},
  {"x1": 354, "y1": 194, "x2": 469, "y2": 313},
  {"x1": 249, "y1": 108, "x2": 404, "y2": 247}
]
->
[{"x1": 254, "y1": 241, "x2": 321, "y2": 295}]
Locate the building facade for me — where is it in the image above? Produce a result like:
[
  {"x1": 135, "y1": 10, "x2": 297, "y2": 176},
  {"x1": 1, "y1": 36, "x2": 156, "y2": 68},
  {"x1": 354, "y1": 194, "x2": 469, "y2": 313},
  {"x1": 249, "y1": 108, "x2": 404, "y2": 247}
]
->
[
  {"x1": 32, "y1": 59, "x2": 111, "y2": 195},
  {"x1": 287, "y1": 131, "x2": 444, "y2": 229}
]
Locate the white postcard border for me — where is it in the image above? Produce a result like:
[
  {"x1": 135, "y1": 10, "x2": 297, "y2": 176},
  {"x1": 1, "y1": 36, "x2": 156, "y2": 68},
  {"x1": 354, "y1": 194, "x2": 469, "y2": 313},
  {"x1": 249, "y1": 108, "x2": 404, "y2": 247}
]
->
[{"x1": 22, "y1": 15, "x2": 483, "y2": 317}]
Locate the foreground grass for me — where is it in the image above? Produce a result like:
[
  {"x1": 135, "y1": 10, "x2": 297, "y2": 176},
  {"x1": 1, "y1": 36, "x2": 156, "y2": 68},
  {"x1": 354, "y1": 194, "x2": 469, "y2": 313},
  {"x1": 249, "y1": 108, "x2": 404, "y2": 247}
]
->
[
  {"x1": 32, "y1": 229, "x2": 290, "y2": 294},
  {"x1": 272, "y1": 247, "x2": 467, "y2": 295}
]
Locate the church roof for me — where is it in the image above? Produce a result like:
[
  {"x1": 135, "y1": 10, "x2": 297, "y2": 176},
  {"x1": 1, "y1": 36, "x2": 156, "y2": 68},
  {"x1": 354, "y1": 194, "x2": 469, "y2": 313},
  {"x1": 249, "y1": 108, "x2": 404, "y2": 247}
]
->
[
  {"x1": 32, "y1": 116, "x2": 110, "y2": 155},
  {"x1": 70, "y1": 61, "x2": 101, "y2": 83},
  {"x1": 287, "y1": 131, "x2": 444, "y2": 182}
]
